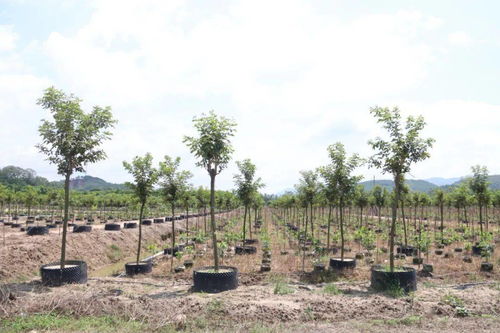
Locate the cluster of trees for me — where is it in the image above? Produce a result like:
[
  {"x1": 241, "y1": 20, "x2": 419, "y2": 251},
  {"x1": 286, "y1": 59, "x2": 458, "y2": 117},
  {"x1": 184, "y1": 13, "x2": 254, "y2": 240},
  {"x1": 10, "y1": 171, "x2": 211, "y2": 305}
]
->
[{"x1": 272, "y1": 107, "x2": 497, "y2": 273}]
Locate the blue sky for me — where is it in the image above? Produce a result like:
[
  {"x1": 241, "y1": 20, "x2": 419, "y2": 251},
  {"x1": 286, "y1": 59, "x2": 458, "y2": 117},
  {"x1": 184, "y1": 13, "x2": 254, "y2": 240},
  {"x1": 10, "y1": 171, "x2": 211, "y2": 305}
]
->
[{"x1": 1, "y1": 0, "x2": 499, "y2": 193}]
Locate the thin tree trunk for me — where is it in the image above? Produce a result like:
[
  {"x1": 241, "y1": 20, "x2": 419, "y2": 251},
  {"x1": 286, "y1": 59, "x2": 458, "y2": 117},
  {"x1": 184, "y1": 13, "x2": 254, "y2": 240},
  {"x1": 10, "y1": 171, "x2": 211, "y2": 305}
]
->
[
  {"x1": 60, "y1": 172, "x2": 71, "y2": 269},
  {"x1": 137, "y1": 201, "x2": 145, "y2": 264},
  {"x1": 210, "y1": 172, "x2": 219, "y2": 270}
]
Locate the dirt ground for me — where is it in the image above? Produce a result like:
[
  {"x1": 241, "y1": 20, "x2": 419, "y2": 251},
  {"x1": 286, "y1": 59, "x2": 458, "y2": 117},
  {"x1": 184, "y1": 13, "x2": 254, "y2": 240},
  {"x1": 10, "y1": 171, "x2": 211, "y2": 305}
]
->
[
  {"x1": 0, "y1": 211, "x2": 499, "y2": 332},
  {"x1": 1, "y1": 273, "x2": 499, "y2": 332},
  {"x1": 0, "y1": 216, "x2": 201, "y2": 282}
]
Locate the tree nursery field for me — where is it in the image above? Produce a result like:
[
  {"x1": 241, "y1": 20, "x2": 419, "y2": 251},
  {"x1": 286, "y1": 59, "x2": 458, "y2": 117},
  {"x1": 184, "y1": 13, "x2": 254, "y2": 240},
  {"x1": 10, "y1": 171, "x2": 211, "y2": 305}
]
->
[{"x1": 0, "y1": 89, "x2": 498, "y2": 333}]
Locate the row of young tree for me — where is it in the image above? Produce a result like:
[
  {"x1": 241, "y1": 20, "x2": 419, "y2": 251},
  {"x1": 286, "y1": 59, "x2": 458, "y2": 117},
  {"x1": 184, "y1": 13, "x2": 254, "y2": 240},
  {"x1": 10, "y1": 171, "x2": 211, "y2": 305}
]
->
[
  {"x1": 32, "y1": 87, "x2": 246, "y2": 289},
  {"x1": 273, "y1": 107, "x2": 495, "y2": 290},
  {"x1": 0, "y1": 184, "x2": 261, "y2": 223}
]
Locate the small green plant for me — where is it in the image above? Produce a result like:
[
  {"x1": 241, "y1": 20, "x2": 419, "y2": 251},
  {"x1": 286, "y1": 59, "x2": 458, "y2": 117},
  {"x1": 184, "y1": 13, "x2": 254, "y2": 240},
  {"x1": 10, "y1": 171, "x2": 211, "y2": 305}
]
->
[
  {"x1": 442, "y1": 293, "x2": 469, "y2": 317},
  {"x1": 385, "y1": 279, "x2": 405, "y2": 298},
  {"x1": 146, "y1": 243, "x2": 160, "y2": 253},
  {"x1": 303, "y1": 306, "x2": 315, "y2": 320},
  {"x1": 322, "y1": 283, "x2": 342, "y2": 295}
]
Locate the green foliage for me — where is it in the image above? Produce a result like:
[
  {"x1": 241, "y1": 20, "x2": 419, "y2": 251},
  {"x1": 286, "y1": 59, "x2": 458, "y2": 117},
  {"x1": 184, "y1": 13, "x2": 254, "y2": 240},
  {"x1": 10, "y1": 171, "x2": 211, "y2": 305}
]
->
[
  {"x1": 123, "y1": 153, "x2": 158, "y2": 204},
  {"x1": 234, "y1": 159, "x2": 264, "y2": 206},
  {"x1": 158, "y1": 155, "x2": 192, "y2": 210},
  {"x1": 469, "y1": 165, "x2": 490, "y2": 206},
  {"x1": 37, "y1": 87, "x2": 116, "y2": 176},
  {"x1": 183, "y1": 110, "x2": 237, "y2": 175}
]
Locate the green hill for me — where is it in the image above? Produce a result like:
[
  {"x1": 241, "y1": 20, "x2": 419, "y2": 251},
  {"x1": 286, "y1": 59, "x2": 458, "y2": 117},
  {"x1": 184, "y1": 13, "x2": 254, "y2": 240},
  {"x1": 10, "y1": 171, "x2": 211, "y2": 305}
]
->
[
  {"x1": 359, "y1": 179, "x2": 438, "y2": 193},
  {"x1": 0, "y1": 165, "x2": 125, "y2": 191},
  {"x1": 447, "y1": 175, "x2": 500, "y2": 190}
]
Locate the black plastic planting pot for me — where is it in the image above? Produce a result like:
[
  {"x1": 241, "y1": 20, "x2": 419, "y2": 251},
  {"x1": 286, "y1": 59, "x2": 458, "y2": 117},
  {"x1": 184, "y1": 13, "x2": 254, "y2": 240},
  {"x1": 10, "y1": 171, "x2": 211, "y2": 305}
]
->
[
  {"x1": 235, "y1": 245, "x2": 257, "y2": 255},
  {"x1": 73, "y1": 225, "x2": 92, "y2": 233},
  {"x1": 125, "y1": 261, "x2": 152, "y2": 276},
  {"x1": 40, "y1": 260, "x2": 88, "y2": 287},
  {"x1": 26, "y1": 226, "x2": 49, "y2": 236},
  {"x1": 141, "y1": 220, "x2": 152, "y2": 226},
  {"x1": 164, "y1": 245, "x2": 185, "y2": 256},
  {"x1": 104, "y1": 223, "x2": 121, "y2": 231},
  {"x1": 397, "y1": 245, "x2": 418, "y2": 257},
  {"x1": 370, "y1": 265, "x2": 417, "y2": 293},
  {"x1": 153, "y1": 218, "x2": 164, "y2": 223},
  {"x1": 124, "y1": 222, "x2": 138, "y2": 229},
  {"x1": 472, "y1": 244, "x2": 494, "y2": 256},
  {"x1": 329, "y1": 257, "x2": 356, "y2": 270},
  {"x1": 193, "y1": 266, "x2": 238, "y2": 293}
]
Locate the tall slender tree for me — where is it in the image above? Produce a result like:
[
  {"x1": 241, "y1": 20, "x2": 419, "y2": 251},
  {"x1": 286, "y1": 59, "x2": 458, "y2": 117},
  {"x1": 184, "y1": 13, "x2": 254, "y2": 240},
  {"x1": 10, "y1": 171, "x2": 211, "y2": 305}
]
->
[
  {"x1": 37, "y1": 87, "x2": 115, "y2": 268},
  {"x1": 184, "y1": 111, "x2": 237, "y2": 271},
  {"x1": 368, "y1": 106, "x2": 434, "y2": 272},
  {"x1": 123, "y1": 153, "x2": 159, "y2": 265},
  {"x1": 158, "y1": 156, "x2": 192, "y2": 271}
]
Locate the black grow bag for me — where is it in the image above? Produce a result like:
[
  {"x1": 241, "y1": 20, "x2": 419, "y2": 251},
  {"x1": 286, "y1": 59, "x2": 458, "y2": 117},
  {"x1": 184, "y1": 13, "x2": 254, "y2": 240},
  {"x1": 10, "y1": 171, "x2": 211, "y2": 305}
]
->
[
  {"x1": 141, "y1": 219, "x2": 152, "y2": 225},
  {"x1": 370, "y1": 265, "x2": 417, "y2": 293},
  {"x1": 124, "y1": 222, "x2": 138, "y2": 229},
  {"x1": 244, "y1": 239, "x2": 259, "y2": 245},
  {"x1": 26, "y1": 226, "x2": 49, "y2": 236},
  {"x1": 104, "y1": 223, "x2": 121, "y2": 231},
  {"x1": 11, "y1": 223, "x2": 22, "y2": 228},
  {"x1": 164, "y1": 244, "x2": 185, "y2": 256},
  {"x1": 235, "y1": 245, "x2": 257, "y2": 255},
  {"x1": 397, "y1": 245, "x2": 418, "y2": 257},
  {"x1": 125, "y1": 261, "x2": 152, "y2": 276},
  {"x1": 329, "y1": 257, "x2": 356, "y2": 270},
  {"x1": 40, "y1": 260, "x2": 88, "y2": 287},
  {"x1": 472, "y1": 244, "x2": 494, "y2": 256},
  {"x1": 73, "y1": 225, "x2": 92, "y2": 233},
  {"x1": 193, "y1": 266, "x2": 238, "y2": 293},
  {"x1": 153, "y1": 218, "x2": 165, "y2": 223}
]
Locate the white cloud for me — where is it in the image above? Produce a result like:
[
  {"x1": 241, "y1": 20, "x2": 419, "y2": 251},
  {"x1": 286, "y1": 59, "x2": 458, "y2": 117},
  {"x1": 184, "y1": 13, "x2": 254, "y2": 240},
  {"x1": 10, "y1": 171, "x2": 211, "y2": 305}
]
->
[
  {"x1": 2, "y1": 1, "x2": 498, "y2": 193},
  {"x1": 0, "y1": 25, "x2": 17, "y2": 51},
  {"x1": 448, "y1": 31, "x2": 472, "y2": 47}
]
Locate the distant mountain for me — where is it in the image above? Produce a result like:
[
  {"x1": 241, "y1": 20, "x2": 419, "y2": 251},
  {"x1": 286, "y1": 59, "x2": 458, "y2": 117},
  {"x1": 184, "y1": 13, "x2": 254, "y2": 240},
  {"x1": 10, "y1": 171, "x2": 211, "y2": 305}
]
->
[
  {"x1": 359, "y1": 179, "x2": 438, "y2": 193},
  {"x1": 53, "y1": 175, "x2": 126, "y2": 191},
  {"x1": 446, "y1": 175, "x2": 500, "y2": 190},
  {"x1": 425, "y1": 177, "x2": 461, "y2": 186},
  {"x1": 0, "y1": 165, "x2": 126, "y2": 191}
]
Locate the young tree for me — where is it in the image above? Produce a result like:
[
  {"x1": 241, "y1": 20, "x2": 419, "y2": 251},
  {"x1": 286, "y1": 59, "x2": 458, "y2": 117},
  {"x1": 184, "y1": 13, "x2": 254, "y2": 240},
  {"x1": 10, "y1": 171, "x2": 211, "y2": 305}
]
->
[
  {"x1": 37, "y1": 87, "x2": 115, "y2": 268},
  {"x1": 234, "y1": 159, "x2": 264, "y2": 243},
  {"x1": 433, "y1": 189, "x2": 446, "y2": 243},
  {"x1": 295, "y1": 170, "x2": 320, "y2": 242},
  {"x1": 158, "y1": 155, "x2": 192, "y2": 271},
  {"x1": 368, "y1": 106, "x2": 434, "y2": 272},
  {"x1": 317, "y1": 167, "x2": 339, "y2": 252},
  {"x1": 123, "y1": 153, "x2": 159, "y2": 265},
  {"x1": 322, "y1": 142, "x2": 363, "y2": 261},
  {"x1": 469, "y1": 165, "x2": 490, "y2": 233},
  {"x1": 183, "y1": 111, "x2": 237, "y2": 271}
]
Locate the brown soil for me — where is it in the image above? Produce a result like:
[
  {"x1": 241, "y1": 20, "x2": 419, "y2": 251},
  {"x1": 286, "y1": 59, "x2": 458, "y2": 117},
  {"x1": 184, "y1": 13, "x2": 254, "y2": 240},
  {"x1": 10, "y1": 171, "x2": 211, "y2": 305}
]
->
[{"x1": 1, "y1": 274, "x2": 498, "y2": 332}]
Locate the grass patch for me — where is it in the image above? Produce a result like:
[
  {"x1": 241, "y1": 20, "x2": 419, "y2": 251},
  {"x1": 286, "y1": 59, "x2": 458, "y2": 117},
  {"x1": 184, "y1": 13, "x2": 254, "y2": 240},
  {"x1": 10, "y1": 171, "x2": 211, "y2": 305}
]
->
[
  {"x1": 274, "y1": 281, "x2": 294, "y2": 295},
  {"x1": 322, "y1": 283, "x2": 342, "y2": 295},
  {"x1": 106, "y1": 244, "x2": 123, "y2": 262},
  {"x1": 0, "y1": 314, "x2": 144, "y2": 333}
]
